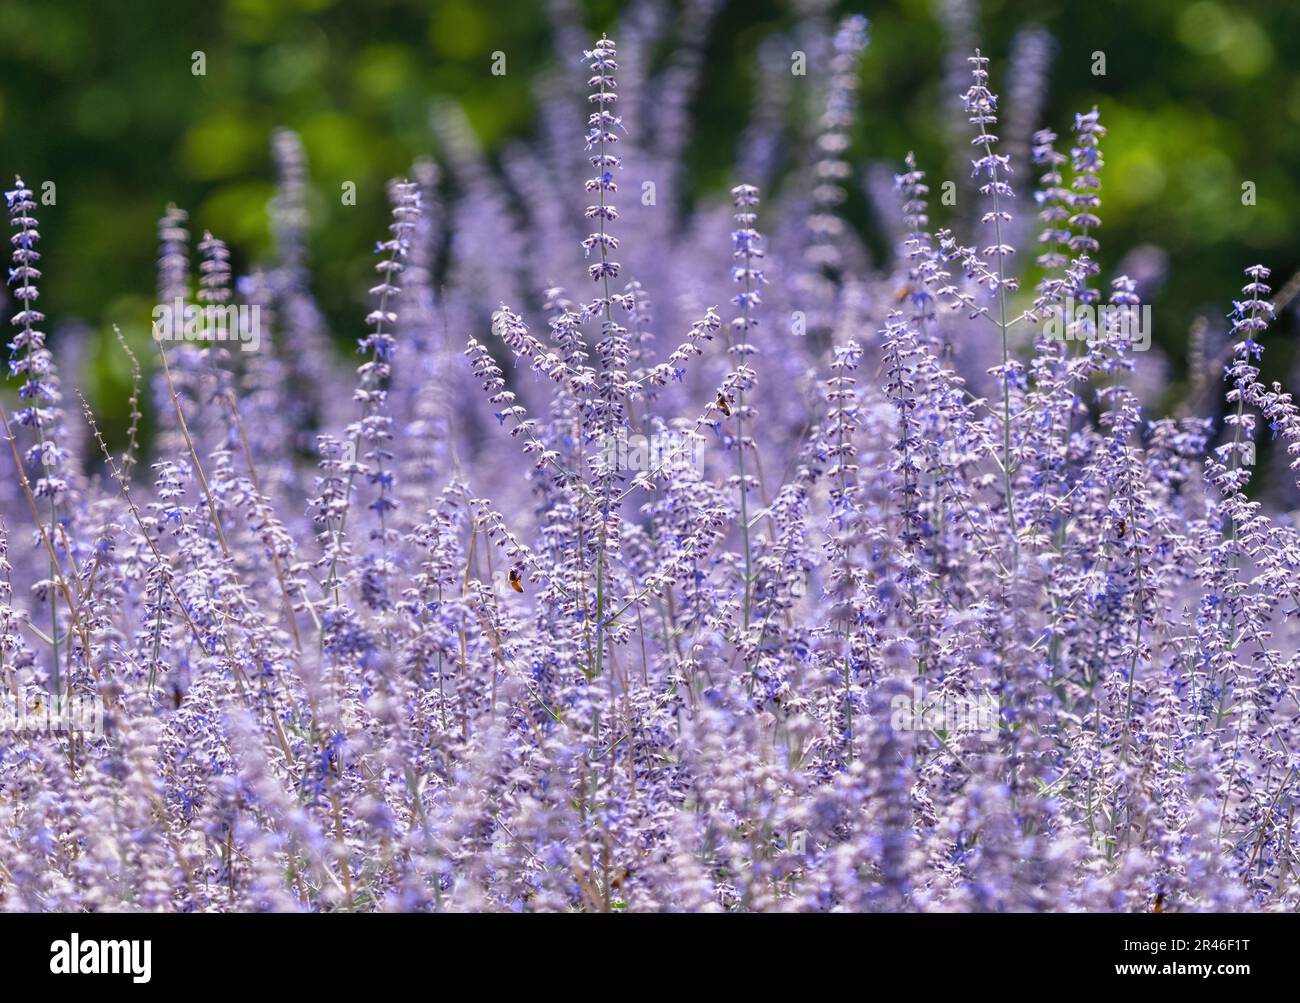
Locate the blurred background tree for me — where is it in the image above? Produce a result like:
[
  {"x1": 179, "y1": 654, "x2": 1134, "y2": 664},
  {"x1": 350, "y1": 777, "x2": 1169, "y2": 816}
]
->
[{"x1": 2, "y1": 0, "x2": 1298, "y2": 442}]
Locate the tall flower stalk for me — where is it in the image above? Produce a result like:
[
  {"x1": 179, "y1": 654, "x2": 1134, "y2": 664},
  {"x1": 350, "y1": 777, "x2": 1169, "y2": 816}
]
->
[
  {"x1": 583, "y1": 34, "x2": 623, "y2": 680},
  {"x1": 320, "y1": 181, "x2": 421, "y2": 610},
  {"x1": 6, "y1": 178, "x2": 67, "y2": 695},
  {"x1": 962, "y1": 52, "x2": 1019, "y2": 544},
  {"x1": 727, "y1": 184, "x2": 764, "y2": 630}
]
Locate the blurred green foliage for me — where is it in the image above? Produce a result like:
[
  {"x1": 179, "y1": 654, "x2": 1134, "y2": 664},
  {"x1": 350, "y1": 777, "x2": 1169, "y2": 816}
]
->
[{"x1": 2, "y1": 0, "x2": 1299, "y2": 427}]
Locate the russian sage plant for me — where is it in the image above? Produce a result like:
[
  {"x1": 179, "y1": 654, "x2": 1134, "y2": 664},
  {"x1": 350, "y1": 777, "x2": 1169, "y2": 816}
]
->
[{"x1": 2, "y1": 11, "x2": 1299, "y2": 914}]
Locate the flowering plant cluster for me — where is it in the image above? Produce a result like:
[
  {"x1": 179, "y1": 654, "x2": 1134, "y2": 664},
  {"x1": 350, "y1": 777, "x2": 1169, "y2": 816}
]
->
[{"x1": 2, "y1": 12, "x2": 1298, "y2": 913}]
